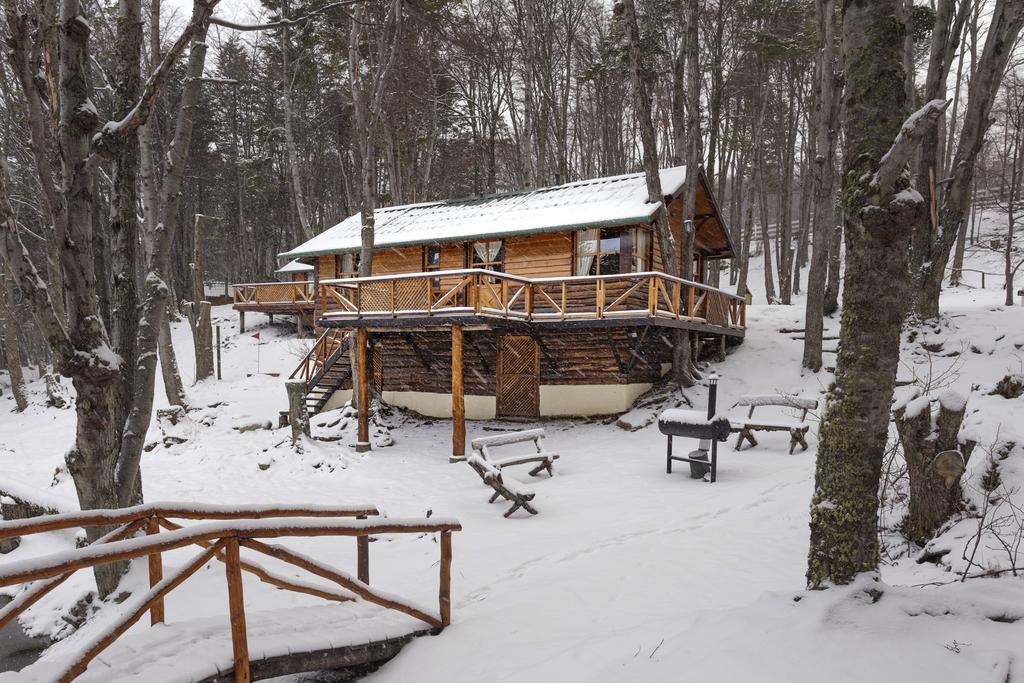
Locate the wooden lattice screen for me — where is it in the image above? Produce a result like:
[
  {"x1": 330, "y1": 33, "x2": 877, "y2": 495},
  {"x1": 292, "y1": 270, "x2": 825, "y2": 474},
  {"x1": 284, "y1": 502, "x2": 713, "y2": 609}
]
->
[
  {"x1": 371, "y1": 343, "x2": 384, "y2": 392},
  {"x1": 496, "y1": 336, "x2": 540, "y2": 418}
]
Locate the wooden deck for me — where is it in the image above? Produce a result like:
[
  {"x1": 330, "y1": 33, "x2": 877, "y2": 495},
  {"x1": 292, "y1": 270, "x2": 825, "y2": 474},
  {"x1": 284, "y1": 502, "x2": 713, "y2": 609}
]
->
[
  {"x1": 232, "y1": 280, "x2": 316, "y2": 312},
  {"x1": 235, "y1": 270, "x2": 745, "y2": 337}
]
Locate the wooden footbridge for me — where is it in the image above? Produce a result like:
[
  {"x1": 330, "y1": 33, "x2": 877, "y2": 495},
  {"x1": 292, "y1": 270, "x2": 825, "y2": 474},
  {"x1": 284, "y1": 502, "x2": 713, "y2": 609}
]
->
[{"x1": 0, "y1": 503, "x2": 460, "y2": 681}]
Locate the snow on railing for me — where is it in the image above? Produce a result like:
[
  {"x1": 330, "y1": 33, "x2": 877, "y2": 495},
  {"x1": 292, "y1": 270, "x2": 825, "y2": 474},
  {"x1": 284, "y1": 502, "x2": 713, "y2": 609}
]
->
[
  {"x1": 317, "y1": 269, "x2": 746, "y2": 329},
  {"x1": 0, "y1": 504, "x2": 460, "y2": 681}
]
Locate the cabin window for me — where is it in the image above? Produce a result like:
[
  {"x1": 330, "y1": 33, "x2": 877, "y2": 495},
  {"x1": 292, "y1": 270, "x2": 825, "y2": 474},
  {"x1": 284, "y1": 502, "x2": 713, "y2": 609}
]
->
[
  {"x1": 336, "y1": 253, "x2": 360, "y2": 278},
  {"x1": 633, "y1": 227, "x2": 651, "y2": 272},
  {"x1": 423, "y1": 244, "x2": 442, "y2": 287},
  {"x1": 574, "y1": 227, "x2": 650, "y2": 276},
  {"x1": 471, "y1": 240, "x2": 504, "y2": 281}
]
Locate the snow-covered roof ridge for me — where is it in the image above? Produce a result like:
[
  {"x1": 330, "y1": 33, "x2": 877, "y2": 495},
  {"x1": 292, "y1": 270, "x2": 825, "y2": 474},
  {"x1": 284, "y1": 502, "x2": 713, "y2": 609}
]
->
[{"x1": 279, "y1": 166, "x2": 688, "y2": 260}]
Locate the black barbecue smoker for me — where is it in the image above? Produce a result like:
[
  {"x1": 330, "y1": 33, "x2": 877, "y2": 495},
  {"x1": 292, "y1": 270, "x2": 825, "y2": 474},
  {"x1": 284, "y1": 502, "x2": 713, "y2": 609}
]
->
[{"x1": 658, "y1": 376, "x2": 731, "y2": 483}]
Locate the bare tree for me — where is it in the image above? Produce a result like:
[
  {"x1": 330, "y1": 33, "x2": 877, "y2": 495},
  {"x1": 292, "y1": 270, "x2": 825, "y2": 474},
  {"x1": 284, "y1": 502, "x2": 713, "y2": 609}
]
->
[
  {"x1": 806, "y1": 0, "x2": 946, "y2": 586},
  {"x1": 802, "y1": 0, "x2": 841, "y2": 372},
  {"x1": 1, "y1": 0, "x2": 218, "y2": 595}
]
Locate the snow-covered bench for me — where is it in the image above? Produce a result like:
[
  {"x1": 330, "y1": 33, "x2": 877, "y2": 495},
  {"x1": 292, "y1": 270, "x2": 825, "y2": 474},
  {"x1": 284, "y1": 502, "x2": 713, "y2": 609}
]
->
[
  {"x1": 729, "y1": 394, "x2": 818, "y2": 454},
  {"x1": 466, "y1": 454, "x2": 539, "y2": 517},
  {"x1": 467, "y1": 428, "x2": 559, "y2": 477}
]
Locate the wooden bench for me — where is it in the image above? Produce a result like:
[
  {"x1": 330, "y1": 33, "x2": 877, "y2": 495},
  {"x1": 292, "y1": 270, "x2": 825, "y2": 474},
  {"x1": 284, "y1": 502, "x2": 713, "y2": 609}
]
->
[
  {"x1": 729, "y1": 394, "x2": 818, "y2": 454},
  {"x1": 466, "y1": 454, "x2": 539, "y2": 518},
  {"x1": 466, "y1": 428, "x2": 560, "y2": 477},
  {"x1": 461, "y1": 429, "x2": 559, "y2": 517}
]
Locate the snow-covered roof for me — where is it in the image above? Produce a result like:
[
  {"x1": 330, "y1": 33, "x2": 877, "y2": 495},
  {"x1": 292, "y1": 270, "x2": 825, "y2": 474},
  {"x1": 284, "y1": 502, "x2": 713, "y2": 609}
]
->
[
  {"x1": 276, "y1": 259, "x2": 315, "y2": 274},
  {"x1": 279, "y1": 167, "x2": 689, "y2": 260}
]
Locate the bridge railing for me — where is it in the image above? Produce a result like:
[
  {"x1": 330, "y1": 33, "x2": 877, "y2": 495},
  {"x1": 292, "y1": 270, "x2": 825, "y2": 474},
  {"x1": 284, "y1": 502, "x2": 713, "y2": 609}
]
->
[{"x1": 0, "y1": 502, "x2": 461, "y2": 682}]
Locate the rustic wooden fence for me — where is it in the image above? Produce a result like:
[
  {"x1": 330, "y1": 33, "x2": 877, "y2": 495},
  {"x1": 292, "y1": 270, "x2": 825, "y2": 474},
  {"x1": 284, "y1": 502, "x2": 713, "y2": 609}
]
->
[{"x1": 0, "y1": 503, "x2": 460, "y2": 682}]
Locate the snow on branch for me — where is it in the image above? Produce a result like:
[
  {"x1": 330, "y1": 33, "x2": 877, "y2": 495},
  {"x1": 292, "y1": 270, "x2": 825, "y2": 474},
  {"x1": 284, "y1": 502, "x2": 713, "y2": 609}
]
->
[
  {"x1": 209, "y1": 0, "x2": 365, "y2": 32},
  {"x1": 875, "y1": 99, "x2": 950, "y2": 197},
  {"x1": 91, "y1": 0, "x2": 220, "y2": 157}
]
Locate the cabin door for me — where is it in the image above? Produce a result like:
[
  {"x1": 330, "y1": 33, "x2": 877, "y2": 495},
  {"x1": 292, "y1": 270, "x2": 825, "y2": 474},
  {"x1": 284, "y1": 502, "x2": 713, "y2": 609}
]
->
[{"x1": 496, "y1": 335, "x2": 540, "y2": 419}]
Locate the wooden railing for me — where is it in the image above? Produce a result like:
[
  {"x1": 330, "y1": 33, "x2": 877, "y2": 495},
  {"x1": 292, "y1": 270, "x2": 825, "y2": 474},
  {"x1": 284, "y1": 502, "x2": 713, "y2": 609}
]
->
[
  {"x1": 319, "y1": 269, "x2": 746, "y2": 330},
  {"x1": 232, "y1": 280, "x2": 317, "y2": 306},
  {"x1": 290, "y1": 327, "x2": 348, "y2": 384},
  {"x1": 0, "y1": 502, "x2": 460, "y2": 682}
]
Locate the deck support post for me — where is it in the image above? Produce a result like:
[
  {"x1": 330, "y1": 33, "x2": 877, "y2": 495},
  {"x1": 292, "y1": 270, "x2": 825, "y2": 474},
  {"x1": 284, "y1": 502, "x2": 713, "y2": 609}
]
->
[
  {"x1": 355, "y1": 327, "x2": 371, "y2": 452},
  {"x1": 268, "y1": 313, "x2": 274, "y2": 325},
  {"x1": 238, "y1": 310, "x2": 245, "y2": 333},
  {"x1": 225, "y1": 538, "x2": 251, "y2": 683},
  {"x1": 440, "y1": 530, "x2": 452, "y2": 626},
  {"x1": 452, "y1": 325, "x2": 465, "y2": 457},
  {"x1": 296, "y1": 312, "x2": 305, "y2": 338},
  {"x1": 146, "y1": 517, "x2": 164, "y2": 625},
  {"x1": 718, "y1": 334, "x2": 727, "y2": 361}
]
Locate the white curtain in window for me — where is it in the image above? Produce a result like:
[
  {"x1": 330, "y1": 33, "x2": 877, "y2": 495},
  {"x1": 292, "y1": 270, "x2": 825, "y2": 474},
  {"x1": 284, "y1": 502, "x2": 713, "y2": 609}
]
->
[
  {"x1": 473, "y1": 241, "x2": 500, "y2": 262},
  {"x1": 575, "y1": 228, "x2": 599, "y2": 275},
  {"x1": 634, "y1": 229, "x2": 650, "y2": 272}
]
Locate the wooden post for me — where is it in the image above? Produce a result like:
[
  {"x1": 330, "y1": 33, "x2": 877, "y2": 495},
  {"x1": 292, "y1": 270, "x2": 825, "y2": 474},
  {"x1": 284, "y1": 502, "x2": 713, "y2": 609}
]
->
[
  {"x1": 225, "y1": 538, "x2": 250, "y2": 682},
  {"x1": 146, "y1": 517, "x2": 164, "y2": 626},
  {"x1": 286, "y1": 380, "x2": 310, "y2": 442},
  {"x1": 355, "y1": 327, "x2": 370, "y2": 452},
  {"x1": 452, "y1": 325, "x2": 465, "y2": 457},
  {"x1": 296, "y1": 312, "x2": 304, "y2": 338},
  {"x1": 439, "y1": 530, "x2": 452, "y2": 626},
  {"x1": 239, "y1": 310, "x2": 245, "y2": 333},
  {"x1": 357, "y1": 535, "x2": 370, "y2": 584}
]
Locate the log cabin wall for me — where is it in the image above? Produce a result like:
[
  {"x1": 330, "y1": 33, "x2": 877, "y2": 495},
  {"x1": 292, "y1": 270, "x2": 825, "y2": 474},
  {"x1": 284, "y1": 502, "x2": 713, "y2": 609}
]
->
[
  {"x1": 317, "y1": 255, "x2": 335, "y2": 280},
  {"x1": 504, "y1": 233, "x2": 572, "y2": 278},
  {"x1": 329, "y1": 329, "x2": 673, "y2": 396}
]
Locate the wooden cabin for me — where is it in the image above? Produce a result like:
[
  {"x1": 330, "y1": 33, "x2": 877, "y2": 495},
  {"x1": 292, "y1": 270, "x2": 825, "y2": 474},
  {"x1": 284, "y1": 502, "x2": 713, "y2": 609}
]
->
[{"x1": 235, "y1": 166, "x2": 743, "y2": 452}]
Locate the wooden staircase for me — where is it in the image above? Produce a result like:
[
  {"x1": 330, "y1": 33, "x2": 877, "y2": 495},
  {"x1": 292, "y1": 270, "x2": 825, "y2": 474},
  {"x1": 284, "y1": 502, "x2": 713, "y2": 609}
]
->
[{"x1": 290, "y1": 328, "x2": 352, "y2": 415}]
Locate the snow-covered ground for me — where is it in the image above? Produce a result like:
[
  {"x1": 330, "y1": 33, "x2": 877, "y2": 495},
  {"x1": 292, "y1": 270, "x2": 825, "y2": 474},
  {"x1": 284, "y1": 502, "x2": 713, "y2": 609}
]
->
[{"x1": 1, "y1": 219, "x2": 1023, "y2": 681}]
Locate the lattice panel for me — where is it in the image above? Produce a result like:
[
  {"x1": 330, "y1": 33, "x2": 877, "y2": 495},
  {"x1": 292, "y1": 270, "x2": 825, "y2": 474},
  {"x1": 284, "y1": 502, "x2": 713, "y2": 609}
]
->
[
  {"x1": 359, "y1": 282, "x2": 391, "y2": 312},
  {"x1": 255, "y1": 284, "x2": 292, "y2": 303},
  {"x1": 500, "y1": 337, "x2": 537, "y2": 375},
  {"x1": 371, "y1": 344, "x2": 384, "y2": 391},
  {"x1": 395, "y1": 279, "x2": 430, "y2": 311},
  {"x1": 497, "y1": 336, "x2": 539, "y2": 418},
  {"x1": 499, "y1": 375, "x2": 538, "y2": 417}
]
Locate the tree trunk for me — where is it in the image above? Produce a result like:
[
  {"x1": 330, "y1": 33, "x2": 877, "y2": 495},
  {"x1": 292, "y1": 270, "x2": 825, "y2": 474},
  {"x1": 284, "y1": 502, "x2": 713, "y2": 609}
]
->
[
  {"x1": 823, "y1": 216, "x2": 843, "y2": 315},
  {"x1": 188, "y1": 216, "x2": 214, "y2": 383},
  {"x1": 281, "y1": 0, "x2": 314, "y2": 243},
  {"x1": 909, "y1": 0, "x2": 1024, "y2": 319},
  {"x1": 157, "y1": 302, "x2": 187, "y2": 407},
  {"x1": 619, "y1": 0, "x2": 692, "y2": 385},
  {"x1": 894, "y1": 392, "x2": 973, "y2": 544},
  {"x1": 0, "y1": 270, "x2": 29, "y2": 411},
  {"x1": 803, "y1": 0, "x2": 840, "y2": 372},
  {"x1": 807, "y1": 1, "x2": 939, "y2": 588}
]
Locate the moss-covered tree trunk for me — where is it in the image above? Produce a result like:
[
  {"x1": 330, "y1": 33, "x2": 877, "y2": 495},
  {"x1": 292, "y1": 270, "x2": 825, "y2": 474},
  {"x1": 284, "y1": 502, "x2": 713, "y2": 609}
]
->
[{"x1": 806, "y1": 0, "x2": 940, "y2": 588}]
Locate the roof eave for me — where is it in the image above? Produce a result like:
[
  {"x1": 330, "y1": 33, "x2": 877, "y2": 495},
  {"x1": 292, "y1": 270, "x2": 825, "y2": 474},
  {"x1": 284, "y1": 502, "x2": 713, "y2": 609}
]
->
[{"x1": 276, "y1": 212, "x2": 658, "y2": 261}]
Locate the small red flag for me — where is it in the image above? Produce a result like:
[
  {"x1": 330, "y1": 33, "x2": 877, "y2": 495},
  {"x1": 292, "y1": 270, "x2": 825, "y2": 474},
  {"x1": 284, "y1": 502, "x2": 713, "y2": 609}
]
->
[{"x1": 251, "y1": 332, "x2": 261, "y2": 341}]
